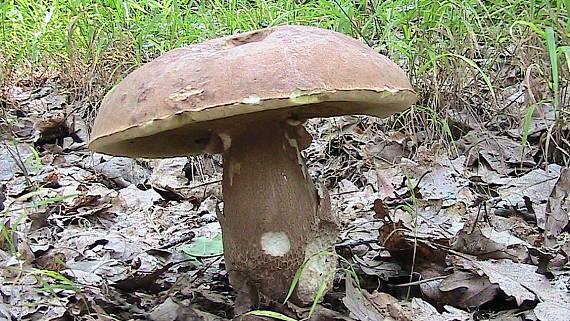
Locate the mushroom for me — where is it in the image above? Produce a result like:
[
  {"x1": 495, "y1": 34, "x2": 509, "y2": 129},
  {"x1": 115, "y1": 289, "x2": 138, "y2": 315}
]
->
[{"x1": 89, "y1": 25, "x2": 416, "y2": 311}]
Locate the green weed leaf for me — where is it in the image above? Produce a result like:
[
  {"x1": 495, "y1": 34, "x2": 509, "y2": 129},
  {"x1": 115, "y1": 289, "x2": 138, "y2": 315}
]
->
[{"x1": 182, "y1": 233, "x2": 224, "y2": 258}]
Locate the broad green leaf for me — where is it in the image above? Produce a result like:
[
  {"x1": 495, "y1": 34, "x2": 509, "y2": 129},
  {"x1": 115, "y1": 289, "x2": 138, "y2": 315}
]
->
[{"x1": 182, "y1": 233, "x2": 223, "y2": 258}]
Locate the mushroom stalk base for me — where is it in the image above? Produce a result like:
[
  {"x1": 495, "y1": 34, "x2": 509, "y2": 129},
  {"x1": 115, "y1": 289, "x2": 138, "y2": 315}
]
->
[{"x1": 219, "y1": 121, "x2": 338, "y2": 312}]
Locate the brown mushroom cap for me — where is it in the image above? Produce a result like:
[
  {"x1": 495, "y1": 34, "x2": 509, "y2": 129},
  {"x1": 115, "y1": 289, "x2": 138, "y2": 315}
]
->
[{"x1": 89, "y1": 25, "x2": 417, "y2": 158}]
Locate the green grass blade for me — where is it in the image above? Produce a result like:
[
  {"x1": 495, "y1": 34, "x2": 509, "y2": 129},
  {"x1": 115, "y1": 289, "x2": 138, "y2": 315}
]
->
[
  {"x1": 545, "y1": 27, "x2": 559, "y2": 111},
  {"x1": 560, "y1": 46, "x2": 570, "y2": 73},
  {"x1": 31, "y1": 193, "x2": 79, "y2": 208},
  {"x1": 521, "y1": 103, "x2": 537, "y2": 160},
  {"x1": 244, "y1": 311, "x2": 298, "y2": 321},
  {"x1": 510, "y1": 20, "x2": 546, "y2": 37},
  {"x1": 308, "y1": 270, "x2": 335, "y2": 317}
]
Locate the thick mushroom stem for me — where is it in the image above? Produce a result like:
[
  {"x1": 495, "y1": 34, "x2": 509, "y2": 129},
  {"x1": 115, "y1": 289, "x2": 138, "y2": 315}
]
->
[{"x1": 218, "y1": 121, "x2": 338, "y2": 311}]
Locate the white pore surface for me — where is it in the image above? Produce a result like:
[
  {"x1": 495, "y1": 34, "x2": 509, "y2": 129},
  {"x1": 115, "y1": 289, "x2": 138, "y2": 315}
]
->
[{"x1": 261, "y1": 231, "x2": 291, "y2": 256}]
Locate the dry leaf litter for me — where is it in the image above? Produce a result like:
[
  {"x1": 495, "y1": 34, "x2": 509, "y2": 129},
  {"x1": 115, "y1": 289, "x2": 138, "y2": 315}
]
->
[{"x1": 0, "y1": 75, "x2": 569, "y2": 321}]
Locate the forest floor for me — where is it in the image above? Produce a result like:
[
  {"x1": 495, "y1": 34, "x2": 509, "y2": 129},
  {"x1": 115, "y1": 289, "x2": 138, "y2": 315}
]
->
[
  {"x1": 1, "y1": 73, "x2": 569, "y2": 320},
  {"x1": 1, "y1": 1, "x2": 570, "y2": 320}
]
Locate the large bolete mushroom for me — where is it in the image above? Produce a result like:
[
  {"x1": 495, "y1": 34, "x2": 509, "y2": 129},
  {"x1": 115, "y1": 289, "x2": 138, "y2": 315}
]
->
[{"x1": 89, "y1": 25, "x2": 416, "y2": 311}]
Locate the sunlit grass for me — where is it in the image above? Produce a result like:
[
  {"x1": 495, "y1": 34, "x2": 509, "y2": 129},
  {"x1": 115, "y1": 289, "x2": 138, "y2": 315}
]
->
[{"x1": 2, "y1": 1, "x2": 566, "y2": 69}]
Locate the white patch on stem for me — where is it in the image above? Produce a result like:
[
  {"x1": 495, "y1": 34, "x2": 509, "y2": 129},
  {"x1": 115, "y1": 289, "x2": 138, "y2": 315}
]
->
[{"x1": 261, "y1": 232, "x2": 290, "y2": 256}]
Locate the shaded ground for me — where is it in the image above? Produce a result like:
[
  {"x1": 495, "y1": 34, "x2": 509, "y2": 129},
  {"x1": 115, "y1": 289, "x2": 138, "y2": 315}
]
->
[{"x1": 0, "y1": 75, "x2": 569, "y2": 321}]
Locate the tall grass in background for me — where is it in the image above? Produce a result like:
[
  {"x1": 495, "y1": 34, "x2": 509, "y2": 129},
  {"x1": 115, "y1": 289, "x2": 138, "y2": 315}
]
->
[{"x1": 1, "y1": 0, "x2": 569, "y2": 161}]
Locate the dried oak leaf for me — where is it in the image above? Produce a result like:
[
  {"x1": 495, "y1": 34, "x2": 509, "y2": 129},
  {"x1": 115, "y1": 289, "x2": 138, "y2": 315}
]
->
[
  {"x1": 33, "y1": 111, "x2": 73, "y2": 145},
  {"x1": 342, "y1": 275, "x2": 386, "y2": 321},
  {"x1": 452, "y1": 225, "x2": 529, "y2": 261},
  {"x1": 496, "y1": 164, "x2": 561, "y2": 229},
  {"x1": 544, "y1": 168, "x2": 570, "y2": 248},
  {"x1": 475, "y1": 259, "x2": 570, "y2": 308},
  {"x1": 113, "y1": 262, "x2": 174, "y2": 293},
  {"x1": 420, "y1": 270, "x2": 499, "y2": 308}
]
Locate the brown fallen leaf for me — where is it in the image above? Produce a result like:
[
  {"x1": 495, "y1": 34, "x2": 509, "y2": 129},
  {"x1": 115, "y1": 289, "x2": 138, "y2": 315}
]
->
[
  {"x1": 113, "y1": 262, "x2": 174, "y2": 293},
  {"x1": 447, "y1": 108, "x2": 481, "y2": 133},
  {"x1": 544, "y1": 168, "x2": 570, "y2": 248},
  {"x1": 409, "y1": 298, "x2": 451, "y2": 321},
  {"x1": 420, "y1": 270, "x2": 499, "y2": 308},
  {"x1": 475, "y1": 259, "x2": 570, "y2": 310},
  {"x1": 42, "y1": 170, "x2": 61, "y2": 188},
  {"x1": 6, "y1": 117, "x2": 35, "y2": 139},
  {"x1": 33, "y1": 110, "x2": 74, "y2": 145},
  {"x1": 361, "y1": 131, "x2": 408, "y2": 163},
  {"x1": 35, "y1": 247, "x2": 73, "y2": 271},
  {"x1": 92, "y1": 154, "x2": 150, "y2": 188},
  {"x1": 459, "y1": 131, "x2": 536, "y2": 175},
  {"x1": 306, "y1": 306, "x2": 356, "y2": 321},
  {"x1": 452, "y1": 225, "x2": 529, "y2": 262},
  {"x1": 0, "y1": 142, "x2": 35, "y2": 181},
  {"x1": 115, "y1": 184, "x2": 162, "y2": 211},
  {"x1": 66, "y1": 194, "x2": 100, "y2": 212},
  {"x1": 343, "y1": 273, "x2": 451, "y2": 321},
  {"x1": 61, "y1": 204, "x2": 114, "y2": 225},
  {"x1": 151, "y1": 157, "x2": 222, "y2": 201},
  {"x1": 496, "y1": 164, "x2": 561, "y2": 228},
  {"x1": 380, "y1": 220, "x2": 448, "y2": 277},
  {"x1": 402, "y1": 153, "x2": 472, "y2": 206},
  {"x1": 373, "y1": 198, "x2": 390, "y2": 221},
  {"x1": 1, "y1": 273, "x2": 69, "y2": 321},
  {"x1": 342, "y1": 274, "x2": 386, "y2": 321},
  {"x1": 149, "y1": 298, "x2": 218, "y2": 321},
  {"x1": 369, "y1": 291, "x2": 451, "y2": 321}
]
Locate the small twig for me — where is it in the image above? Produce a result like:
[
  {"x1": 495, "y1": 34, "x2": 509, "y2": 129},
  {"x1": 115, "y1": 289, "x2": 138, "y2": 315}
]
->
[
  {"x1": 331, "y1": 189, "x2": 360, "y2": 196},
  {"x1": 413, "y1": 170, "x2": 432, "y2": 191},
  {"x1": 179, "y1": 179, "x2": 222, "y2": 190},
  {"x1": 159, "y1": 232, "x2": 195, "y2": 249},
  {"x1": 335, "y1": 238, "x2": 378, "y2": 249},
  {"x1": 190, "y1": 255, "x2": 224, "y2": 284},
  {"x1": 388, "y1": 275, "x2": 447, "y2": 287}
]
